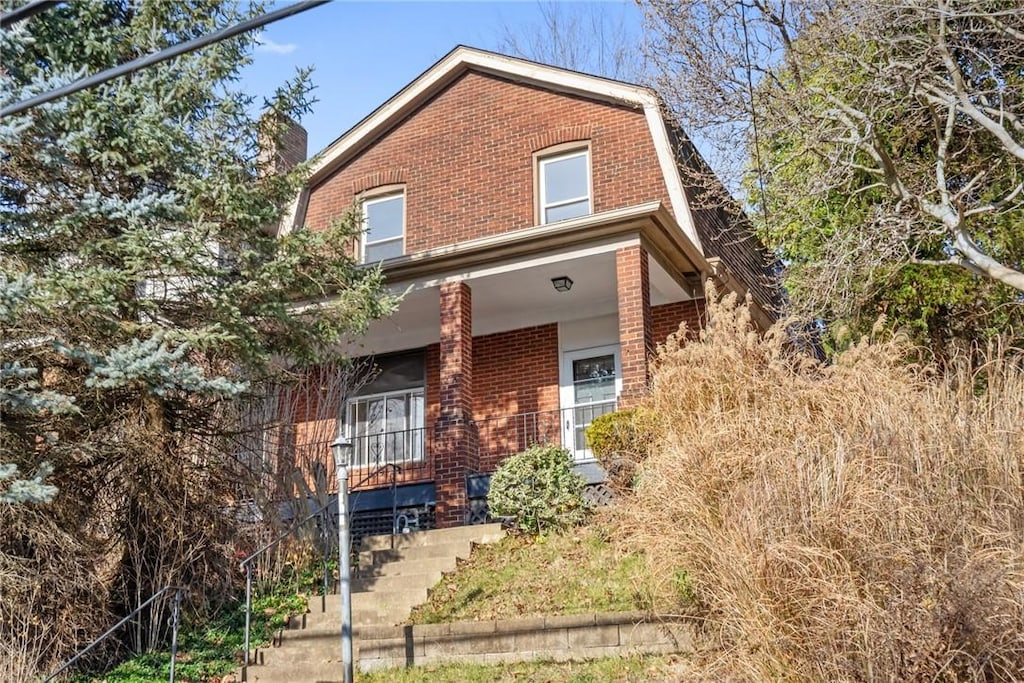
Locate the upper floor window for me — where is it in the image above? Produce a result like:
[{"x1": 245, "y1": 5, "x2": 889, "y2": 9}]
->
[
  {"x1": 362, "y1": 192, "x2": 404, "y2": 262},
  {"x1": 539, "y1": 149, "x2": 591, "y2": 224}
]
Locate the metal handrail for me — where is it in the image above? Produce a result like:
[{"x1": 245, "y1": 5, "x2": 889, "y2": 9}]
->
[
  {"x1": 350, "y1": 461, "x2": 401, "y2": 491},
  {"x1": 43, "y1": 585, "x2": 184, "y2": 683},
  {"x1": 237, "y1": 462, "x2": 401, "y2": 681},
  {"x1": 238, "y1": 500, "x2": 333, "y2": 682},
  {"x1": 473, "y1": 401, "x2": 617, "y2": 461}
]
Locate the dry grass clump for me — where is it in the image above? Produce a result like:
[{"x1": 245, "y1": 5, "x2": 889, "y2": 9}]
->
[{"x1": 617, "y1": 291, "x2": 1024, "y2": 681}]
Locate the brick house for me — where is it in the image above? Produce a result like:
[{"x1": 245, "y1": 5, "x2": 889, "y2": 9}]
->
[{"x1": 275, "y1": 47, "x2": 776, "y2": 531}]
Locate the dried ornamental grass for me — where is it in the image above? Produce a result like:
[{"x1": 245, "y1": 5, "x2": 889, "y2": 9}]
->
[{"x1": 617, "y1": 289, "x2": 1024, "y2": 682}]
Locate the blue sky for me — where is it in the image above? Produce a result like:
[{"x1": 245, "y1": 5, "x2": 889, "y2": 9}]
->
[{"x1": 241, "y1": 1, "x2": 645, "y2": 155}]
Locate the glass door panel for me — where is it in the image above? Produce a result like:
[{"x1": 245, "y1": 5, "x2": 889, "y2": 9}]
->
[{"x1": 561, "y1": 347, "x2": 620, "y2": 460}]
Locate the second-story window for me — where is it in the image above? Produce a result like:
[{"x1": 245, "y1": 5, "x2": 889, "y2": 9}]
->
[
  {"x1": 362, "y1": 192, "x2": 404, "y2": 262},
  {"x1": 539, "y1": 149, "x2": 591, "y2": 224}
]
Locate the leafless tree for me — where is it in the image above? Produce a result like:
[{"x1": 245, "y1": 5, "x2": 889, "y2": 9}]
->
[
  {"x1": 495, "y1": 1, "x2": 651, "y2": 83},
  {"x1": 643, "y1": 0, "x2": 1024, "y2": 311}
]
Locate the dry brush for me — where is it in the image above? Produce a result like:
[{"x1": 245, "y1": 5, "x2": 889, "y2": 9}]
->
[{"x1": 618, "y1": 291, "x2": 1024, "y2": 681}]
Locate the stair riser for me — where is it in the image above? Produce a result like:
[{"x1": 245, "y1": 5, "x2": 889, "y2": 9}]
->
[
  {"x1": 360, "y1": 523, "x2": 504, "y2": 551},
  {"x1": 357, "y1": 555, "x2": 456, "y2": 578},
  {"x1": 298, "y1": 609, "x2": 420, "y2": 630},
  {"x1": 303, "y1": 596, "x2": 426, "y2": 622},
  {"x1": 245, "y1": 660, "x2": 346, "y2": 683},
  {"x1": 358, "y1": 541, "x2": 471, "y2": 568},
  {"x1": 352, "y1": 571, "x2": 441, "y2": 594}
]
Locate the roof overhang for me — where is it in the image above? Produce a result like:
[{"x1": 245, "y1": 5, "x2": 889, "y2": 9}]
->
[
  {"x1": 376, "y1": 202, "x2": 707, "y2": 297},
  {"x1": 283, "y1": 46, "x2": 704, "y2": 254}
]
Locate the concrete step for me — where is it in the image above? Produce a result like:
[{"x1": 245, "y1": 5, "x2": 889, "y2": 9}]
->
[
  {"x1": 244, "y1": 524, "x2": 507, "y2": 680},
  {"x1": 295, "y1": 599, "x2": 416, "y2": 630},
  {"x1": 357, "y1": 554, "x2": 457, "y2": 578},
  {"x1": 310, "y1": 608, "x2": 407, "y2": 629},
  {"x1": 352, "y1": 570, "x2": 442, "y2": 594},
  {"x1": 358, "y1": 540, "x2": 472, "y2": 569},
  {"x1": 298, "y1": 591, "x2": 425, "y2": 629},
  {"x1": 245, "y1": 654, "x2": 348, "y2": 683},
  {"x1": 307, "y1": 590, "x2": 427, "y2": 621},
  {"x1": 359, "y1": 523, "x2": 504, "y2": 551},
  {"x1": 277, "y1": 621, "x2": 406, "y2": 640},
  {"x1": 352, "y1": 588, "x2": 428, "y2": 612}
]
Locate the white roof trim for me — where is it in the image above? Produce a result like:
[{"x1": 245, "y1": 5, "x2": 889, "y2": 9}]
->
[
  {"x1": 641, "y1": 98, "x2": 702, "y2": 254},
  {"x1": 289, "y1": 46, "x2": 704, "y2": 254}
]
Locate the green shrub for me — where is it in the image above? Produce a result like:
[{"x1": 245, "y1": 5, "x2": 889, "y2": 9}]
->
[
  {"x1": 488, "y1": 444, "x2": 590, "y2": 534},
  {"x1": 585, "y1": 409, "x2": 650, "y2": 493}
]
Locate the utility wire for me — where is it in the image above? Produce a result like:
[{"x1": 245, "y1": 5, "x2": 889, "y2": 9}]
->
[
  {"x1": 1, "y1": 0, "x2": 328, "y2": 118},
  {"x1": 0, "y1": 0, "x2": 60, "y2": 29}
]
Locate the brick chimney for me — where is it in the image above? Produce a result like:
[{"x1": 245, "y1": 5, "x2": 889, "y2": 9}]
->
[{"x1": 258, "y1": 112, "x2": 308, "y2": 175}]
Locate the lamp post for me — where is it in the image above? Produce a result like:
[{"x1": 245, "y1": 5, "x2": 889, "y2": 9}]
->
[{"x1": 330, "y1": 433, "x2": 354, "y2": 683}]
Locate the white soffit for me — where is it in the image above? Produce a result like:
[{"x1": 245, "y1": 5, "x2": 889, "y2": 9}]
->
[
  {"x1": 406, "y1": 236, "x2": 640, "y2": 291},
  {"x1": 296, "y1": 46, "x2": 704, "y2": 254}
]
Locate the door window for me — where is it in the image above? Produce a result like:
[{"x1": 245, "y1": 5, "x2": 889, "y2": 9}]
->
[{"x1": 561, "y1": 347, "x2": 619, "y2": 459}]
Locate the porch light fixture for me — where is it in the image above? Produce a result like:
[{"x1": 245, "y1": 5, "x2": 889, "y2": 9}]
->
[
  {"x1": 330, "y1": 432, "x2": 355, "y2": 683},
  {"x1": 551, "y1": 275, "x2": 573, "y2": 292}
]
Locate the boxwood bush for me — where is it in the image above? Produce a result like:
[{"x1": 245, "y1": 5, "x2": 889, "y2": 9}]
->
[{"x1": 488, "y1": 444, "x2": 590, "y2": 535}]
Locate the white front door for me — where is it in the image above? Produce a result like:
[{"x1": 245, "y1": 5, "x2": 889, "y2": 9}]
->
[{"x1": 560, "y1": 346, "x2": 620, "y2": 460}]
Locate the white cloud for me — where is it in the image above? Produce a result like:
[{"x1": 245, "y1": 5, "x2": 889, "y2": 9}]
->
[{"x1": 254, "y1": 32, "x2": 298, "y2": 56}]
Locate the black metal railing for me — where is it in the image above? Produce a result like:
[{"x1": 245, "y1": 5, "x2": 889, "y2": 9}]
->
[
  {"x1": 474, "y1": 401, "x2": 616, "y2": 463},
  {"x1": 236, "y1": 463, "x2": 405, "y2": 681},
  {"x1": 44, "y1": 585, "x2": 184, "y2": 683},
  {"x1": 238, "y1": 500, "x2": 335, "y2": 681},
  {"x1": 350, "y1": 426, "x2": 426, "y2": 470}
]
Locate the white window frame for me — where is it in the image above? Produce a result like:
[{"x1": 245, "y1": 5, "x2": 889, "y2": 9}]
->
[
  {"x1": 538, "y1": 148, "x2": 592, "y2": 225},
  {"x1": 344, "y1": 387, "x2": 425, "y2": 468},
  {"x1": 361, "y1": 191, "x2": 405, "y2": 263}
]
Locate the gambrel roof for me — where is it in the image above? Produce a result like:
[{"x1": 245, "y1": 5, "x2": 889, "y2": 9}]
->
[{"x1": 290, "y1": 45, "x2": 778, "y2": 320}]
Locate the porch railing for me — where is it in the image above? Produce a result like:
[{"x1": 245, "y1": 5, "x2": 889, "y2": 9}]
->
[
  {"x1": 474, "y1": 401, "x2": 617, "y2": 464},
  {"x1": 350, "y1": 426, "x2": 429, "y2": 484}
]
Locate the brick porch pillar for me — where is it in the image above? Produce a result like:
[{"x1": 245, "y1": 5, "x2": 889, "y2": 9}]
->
[
  {"x1": 616, "y1": 245, "x2": 654, "y2": 408},
  {"x1": 433, "y1": 281, "x2": 478, "y2": 527}
]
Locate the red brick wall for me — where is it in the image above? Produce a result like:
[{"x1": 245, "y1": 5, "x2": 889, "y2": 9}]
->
[
  {"x1": 434, "y1": 282, "x2": 477, "y2": 527},
  {"x1": 279, "y1": 117, "x2": 308, "y2": 170},
  {"x1": 473, "y1": 324, "x2": 559, "y2": 419},
  {"x1": 652, "y1": 300, "x2": 706, "y2": 348},
  {"x1": 304, "y1": 71, "x2": 673, "y2": 247},
  {"x1": 425, "y1": 343, "x2": 440, "y2": 468},
  {"x1": 260, "y1": 114, "x2": 307, "y2": 174},
  {"x1": 616, "y1": 246, "x2": 653, "y2": 406},
  {"x1": 437, "y1": 282, "x2": 474, "y2": 421},
  {"x1": 473, "y1": 323, "x2": 560, "y2": 472}
]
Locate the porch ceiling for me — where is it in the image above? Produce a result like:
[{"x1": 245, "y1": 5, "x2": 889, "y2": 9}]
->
[{"x1": 352, "y1": 245, "x2": 690, "y2": 356}]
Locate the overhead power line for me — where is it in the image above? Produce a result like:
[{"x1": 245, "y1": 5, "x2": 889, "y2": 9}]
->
[
  {"x1": 0, "y1": 0, "x2": 328, "y2": 118},
  {"x1": 0, "y1": 0, "x2": 60, "y2": 29}
]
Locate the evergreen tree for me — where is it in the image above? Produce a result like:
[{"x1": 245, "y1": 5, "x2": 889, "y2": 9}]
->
[{"x1": 0, "y1": 0, "x2": 396, "y2": 673}]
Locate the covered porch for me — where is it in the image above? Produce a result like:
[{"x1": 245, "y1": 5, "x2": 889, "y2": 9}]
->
[{"x1": 289, "y1": 204, "x2": 706, "y2": 528}]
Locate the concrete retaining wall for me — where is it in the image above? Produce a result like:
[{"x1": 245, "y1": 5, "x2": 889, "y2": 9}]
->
[{"x1": 356, "y1": 611, "x2": 694, "y2": 672}]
